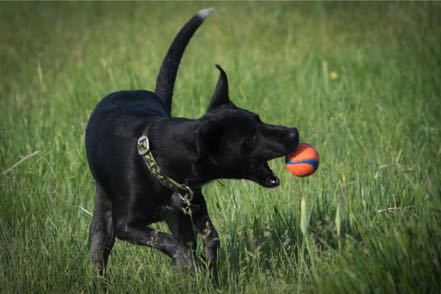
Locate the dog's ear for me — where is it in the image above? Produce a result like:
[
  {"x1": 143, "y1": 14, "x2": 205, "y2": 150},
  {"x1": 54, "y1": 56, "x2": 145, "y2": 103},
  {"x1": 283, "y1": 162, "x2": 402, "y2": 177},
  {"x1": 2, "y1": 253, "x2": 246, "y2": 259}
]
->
[
  {"x1": 194, "y1": 119, "x2": 224, "y2": 161},
  {"x1": 206, "y1": 64, "x2": 235, "y2": 112}
]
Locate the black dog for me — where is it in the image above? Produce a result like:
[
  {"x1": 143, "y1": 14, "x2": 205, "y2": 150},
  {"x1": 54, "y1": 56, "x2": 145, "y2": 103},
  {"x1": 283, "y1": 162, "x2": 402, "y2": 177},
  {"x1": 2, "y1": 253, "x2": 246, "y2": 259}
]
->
[{"x1": 85, "y1": 8, "x2": 299, "y2": 273}]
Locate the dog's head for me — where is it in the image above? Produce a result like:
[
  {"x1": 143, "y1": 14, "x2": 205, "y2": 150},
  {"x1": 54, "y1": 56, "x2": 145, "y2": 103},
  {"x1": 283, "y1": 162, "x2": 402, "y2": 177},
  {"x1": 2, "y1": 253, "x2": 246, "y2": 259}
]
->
[{"x1": 193, "y1": 65, "x2": 299, "y2": 188}]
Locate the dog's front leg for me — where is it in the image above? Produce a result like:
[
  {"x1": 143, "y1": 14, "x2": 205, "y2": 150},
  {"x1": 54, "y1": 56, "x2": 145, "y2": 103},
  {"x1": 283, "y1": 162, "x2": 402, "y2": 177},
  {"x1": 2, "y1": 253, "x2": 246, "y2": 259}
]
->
[
  {"x1": 163, "y1": 207, "x2": 197, "y2": 253},
  {"x1": 198, "y1": 215, "x2": 219, "y2": 269},
  {"x1": 192, "y1": 192, "x2": 219, "y2": 269},
  {"x1": 114, "y1": 222, "x2": 193, "y2": 269}
]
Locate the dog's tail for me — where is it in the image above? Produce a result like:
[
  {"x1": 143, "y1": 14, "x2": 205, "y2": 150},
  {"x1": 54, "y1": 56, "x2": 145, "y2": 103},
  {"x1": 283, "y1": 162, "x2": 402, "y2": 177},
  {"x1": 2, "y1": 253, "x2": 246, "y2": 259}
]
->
[{"x1": 155, "y1": 8, "x2": 213, "y2": 114}]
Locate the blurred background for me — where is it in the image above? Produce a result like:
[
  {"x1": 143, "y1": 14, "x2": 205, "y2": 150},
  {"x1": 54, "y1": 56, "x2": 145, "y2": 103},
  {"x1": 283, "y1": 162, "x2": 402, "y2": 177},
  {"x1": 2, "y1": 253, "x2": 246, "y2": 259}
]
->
[{"x1": 1, "y1": 2, "x2": 440, "y2": 293}]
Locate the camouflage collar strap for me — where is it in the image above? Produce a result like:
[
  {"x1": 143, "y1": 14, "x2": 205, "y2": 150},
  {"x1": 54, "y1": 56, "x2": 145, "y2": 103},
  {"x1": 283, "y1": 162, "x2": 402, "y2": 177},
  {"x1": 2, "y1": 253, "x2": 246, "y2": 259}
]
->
[{"x1": 137, "y1": 135, "x2": 193, "y2": 198}]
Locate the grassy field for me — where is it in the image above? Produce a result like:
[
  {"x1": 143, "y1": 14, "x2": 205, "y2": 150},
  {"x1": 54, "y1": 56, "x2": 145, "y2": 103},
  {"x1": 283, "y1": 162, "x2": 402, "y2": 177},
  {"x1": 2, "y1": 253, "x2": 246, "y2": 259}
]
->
[{"x1": 1, "y1": 2, "x2": 441, "y2": 293}]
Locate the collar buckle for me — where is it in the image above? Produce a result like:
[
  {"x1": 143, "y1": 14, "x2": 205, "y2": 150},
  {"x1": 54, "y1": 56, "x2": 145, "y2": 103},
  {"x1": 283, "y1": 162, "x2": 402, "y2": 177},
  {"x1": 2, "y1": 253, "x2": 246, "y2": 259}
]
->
[{"x1": 137, "y1": 135, "x2": 150, "y2": 156}]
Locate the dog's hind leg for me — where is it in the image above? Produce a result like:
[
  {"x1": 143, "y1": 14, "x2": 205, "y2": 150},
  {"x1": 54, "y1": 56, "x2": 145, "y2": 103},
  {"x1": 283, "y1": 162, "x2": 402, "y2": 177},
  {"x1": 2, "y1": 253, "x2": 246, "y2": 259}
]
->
[{"x1": 89, "y1": 182, "x2": 115, "y2": 275}]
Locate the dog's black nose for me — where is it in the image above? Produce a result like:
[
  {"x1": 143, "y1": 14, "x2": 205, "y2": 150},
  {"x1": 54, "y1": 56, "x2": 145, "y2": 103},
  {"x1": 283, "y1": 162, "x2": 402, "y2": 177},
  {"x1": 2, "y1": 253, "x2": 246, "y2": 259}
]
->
[
  {"x1": 287, "y1": 128, "x2": 299, "y2": 144},
  {"x1": 285, "y1": 128, "x2": 299, "y2": 153}
]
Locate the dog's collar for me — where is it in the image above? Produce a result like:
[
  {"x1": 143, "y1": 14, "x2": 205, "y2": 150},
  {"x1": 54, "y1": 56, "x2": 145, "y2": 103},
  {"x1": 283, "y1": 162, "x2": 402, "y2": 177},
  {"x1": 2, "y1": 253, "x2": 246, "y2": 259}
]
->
[
  {"x1": 137, "y1": 135, "x2": 194, "y2": 203},
  {"x1": 137, "y1": 135, "x2": 191, "y2": 194}
]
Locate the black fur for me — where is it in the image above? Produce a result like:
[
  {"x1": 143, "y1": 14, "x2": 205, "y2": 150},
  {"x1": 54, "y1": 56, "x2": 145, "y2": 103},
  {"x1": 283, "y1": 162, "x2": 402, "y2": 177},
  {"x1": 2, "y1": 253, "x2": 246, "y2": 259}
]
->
[
  {"x1": 85, "y1": 8, "x2": 299, "y2": 274},
  {"x1": 155, "y1": 8, "x2": 212, "y2": 114}
]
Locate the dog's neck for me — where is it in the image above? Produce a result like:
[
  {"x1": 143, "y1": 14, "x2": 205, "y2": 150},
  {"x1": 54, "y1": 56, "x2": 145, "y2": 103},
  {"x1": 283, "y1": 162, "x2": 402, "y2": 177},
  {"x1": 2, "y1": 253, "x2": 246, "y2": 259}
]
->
[{"x1": 144, "y1": 118, "x2": 213, "y2": 188}]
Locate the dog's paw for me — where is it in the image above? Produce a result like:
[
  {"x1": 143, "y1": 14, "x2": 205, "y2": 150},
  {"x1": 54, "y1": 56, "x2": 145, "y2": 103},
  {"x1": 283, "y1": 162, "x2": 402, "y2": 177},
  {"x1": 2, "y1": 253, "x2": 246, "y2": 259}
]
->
[
  {"x1": 173, "y1": 251, "x2": 208, "y2": 275},
  {"x1": 172, "y1": 249, "x2": 193, "y2": 269}
]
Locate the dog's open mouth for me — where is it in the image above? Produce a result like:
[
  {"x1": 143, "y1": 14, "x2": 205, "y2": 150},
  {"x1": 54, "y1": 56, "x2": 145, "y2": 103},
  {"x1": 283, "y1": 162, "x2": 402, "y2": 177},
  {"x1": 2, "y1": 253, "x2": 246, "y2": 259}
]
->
[{"x1": 251, "y1": 161, "x2": 280, "y2": 188}]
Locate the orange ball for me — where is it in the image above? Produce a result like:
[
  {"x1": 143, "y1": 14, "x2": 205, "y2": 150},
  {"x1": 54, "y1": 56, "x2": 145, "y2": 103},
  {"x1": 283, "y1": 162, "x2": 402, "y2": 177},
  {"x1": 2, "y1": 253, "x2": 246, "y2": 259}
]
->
[{"x1": 285, "y1": 143, "x2": 320, "y2": 177}]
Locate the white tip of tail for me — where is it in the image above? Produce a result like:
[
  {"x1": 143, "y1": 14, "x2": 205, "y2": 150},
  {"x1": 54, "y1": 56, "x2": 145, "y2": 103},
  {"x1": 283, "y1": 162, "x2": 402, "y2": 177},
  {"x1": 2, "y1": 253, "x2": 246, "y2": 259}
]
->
[{"x1": 197, "y1": 7, "x2": 214, "y2": 20}]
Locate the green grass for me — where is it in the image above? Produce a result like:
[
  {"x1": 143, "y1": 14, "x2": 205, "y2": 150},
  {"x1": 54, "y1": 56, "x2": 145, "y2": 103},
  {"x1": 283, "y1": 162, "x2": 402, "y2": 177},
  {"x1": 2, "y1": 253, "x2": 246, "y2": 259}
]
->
[{"x1": 1, "y1": 2, "x2": 441, "y2": 293}]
